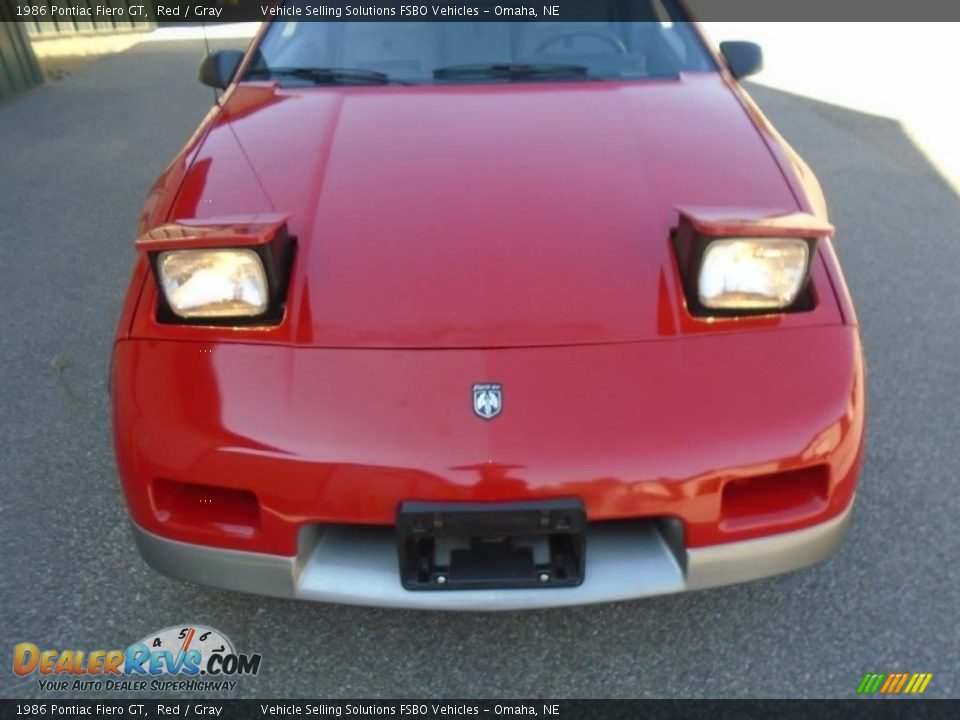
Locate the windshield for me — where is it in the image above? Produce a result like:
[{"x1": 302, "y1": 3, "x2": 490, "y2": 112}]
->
[{"x1": 249, "y1": 5, "x2": 716, "y2": 85}]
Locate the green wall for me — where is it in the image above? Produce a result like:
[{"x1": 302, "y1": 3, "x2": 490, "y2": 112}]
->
[{"x1": 0, "y1": 10, "x2": 44, "y2": 103}]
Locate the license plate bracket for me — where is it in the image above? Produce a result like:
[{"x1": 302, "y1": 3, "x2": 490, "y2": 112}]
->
[{"x1": 397, "y1": 499, "x2": 586, "y2": 590}]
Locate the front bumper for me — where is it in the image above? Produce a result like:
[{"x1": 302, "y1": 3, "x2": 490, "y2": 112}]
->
[
  {"x1": 132, "y1": 497, "x2": 853, "y2": 610},
  {"x1": 115, "y1": 324, "x2": 865, "y2": 607},
  {"x1": 114, "y1": 326, "x2": 865, "y2": 556}
]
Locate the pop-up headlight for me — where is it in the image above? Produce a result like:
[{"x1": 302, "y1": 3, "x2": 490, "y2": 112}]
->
[
  {"x1": 158, "y1": 248, "x2": 269, "y2": 318},
  {"x1": 698, "y1": 237, "x2": 809, "y2": 310},
  {"x1": 137, "y1": 214, "x2": 294, "y2": 325},
  {"x1": 673, "y1": 208, "x2": 833, "y2": 317}
]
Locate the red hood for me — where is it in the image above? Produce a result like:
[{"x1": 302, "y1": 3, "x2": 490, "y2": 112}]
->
[{"x1": 170, "y1": 74, "x2": 800, "y2": 348}]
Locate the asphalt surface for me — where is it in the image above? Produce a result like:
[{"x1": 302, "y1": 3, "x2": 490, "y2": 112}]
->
[{"x1": 1, "y1": 39, "x2": 958, "y2": 699}]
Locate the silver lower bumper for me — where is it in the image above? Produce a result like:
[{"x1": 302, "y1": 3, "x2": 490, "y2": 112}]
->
[{"x1": 132, "y1": 502, "x2": 853, "y2": 611}]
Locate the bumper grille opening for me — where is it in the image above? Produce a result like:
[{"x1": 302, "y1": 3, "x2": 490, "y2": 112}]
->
[
  {"x1": 720, "y1": 465, "x2": 829, "y2": 530},
  {"x1": 151, "y1": 478, "x2": 260, "y2": 539}
]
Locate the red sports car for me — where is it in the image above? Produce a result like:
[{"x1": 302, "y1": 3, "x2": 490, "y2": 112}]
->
[{"x1": 112, "y1": 9, "x2": 865, "y2": 610}]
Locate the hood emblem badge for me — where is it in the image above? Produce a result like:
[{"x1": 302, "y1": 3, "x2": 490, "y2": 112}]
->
[{"x1": 472, "y1": 383, "x2": 503, "y2": 420}]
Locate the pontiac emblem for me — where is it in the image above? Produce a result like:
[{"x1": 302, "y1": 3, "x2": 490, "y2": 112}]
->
[{"x1": 472, "y1": 383, "x2": 503, "y2": 420}]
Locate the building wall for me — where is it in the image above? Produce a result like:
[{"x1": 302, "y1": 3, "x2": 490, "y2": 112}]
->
[{"x1": 0, "y1": 6, "x2": 44, "y2": 103}]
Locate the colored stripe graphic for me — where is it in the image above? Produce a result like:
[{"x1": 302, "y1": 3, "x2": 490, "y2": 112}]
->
[
  {"x1": 858, "y1": 674, "x2": 885, "y2": 694},
  {"x1": 858, "y1": 672, "x2": 933, "y2": 695},
  {"x1": 913, "y1": 674, "x2": 933, "y2": 694}
]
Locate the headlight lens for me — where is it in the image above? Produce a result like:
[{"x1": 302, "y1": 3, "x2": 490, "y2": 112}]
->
[
  {"x1": 698, "y1": 238, "x2": 809, "y2": 310},
  {"x1": 158, "y1": 249, "x2": 268, "y2": 318}
]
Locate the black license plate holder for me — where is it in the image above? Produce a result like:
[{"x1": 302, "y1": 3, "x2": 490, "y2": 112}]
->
[{"x1": 397, "y1": 499, "x2": 586, "y2": 590}]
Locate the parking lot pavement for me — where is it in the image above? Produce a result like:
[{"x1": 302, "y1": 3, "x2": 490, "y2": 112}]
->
[
  {"x1": 702, "y1": 22, "x2": 960, "y2": 192},
  {"x1": 1, "y1": 39, "x2": 958, "y2": 699}
]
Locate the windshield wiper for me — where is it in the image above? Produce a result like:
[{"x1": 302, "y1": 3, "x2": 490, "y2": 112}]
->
[
  {"x1": 248, "y1": 66, "x2": 411, "y2": 86},
  {"x1": 432, "y1": 63, "x2": 591, "y2": 81}
]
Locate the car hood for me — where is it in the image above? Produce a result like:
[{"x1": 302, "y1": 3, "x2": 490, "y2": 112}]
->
[{"x1": 171, "y1": 75, "x2": 800, "y2": 348}]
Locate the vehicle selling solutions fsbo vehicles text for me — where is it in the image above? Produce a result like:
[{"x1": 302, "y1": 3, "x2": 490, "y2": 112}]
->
[{"x1": 259, "y1": 5, "x2": 552, "y2": 18}]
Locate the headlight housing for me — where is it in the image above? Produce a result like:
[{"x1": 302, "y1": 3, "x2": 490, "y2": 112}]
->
[
  {"x1": 673, "y1": 209, "x2": 827, "y2": 318},
  {"x1": 138, "y1": 215, "x2": 294, "y2": 325},
  {"x1": 698, "y1": 238, "x2": 809, "y2": 310},
  {"x1": 158, "y1": 248, "x2": 269, "y2": 318}
]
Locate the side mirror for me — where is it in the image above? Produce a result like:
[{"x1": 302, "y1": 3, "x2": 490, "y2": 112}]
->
[
  {"x1": 198, "y1": 50, "x2": 245, "y2": 90},
  {"x1": 719, "y1": 41, "x2": 763, "y2": 80}
]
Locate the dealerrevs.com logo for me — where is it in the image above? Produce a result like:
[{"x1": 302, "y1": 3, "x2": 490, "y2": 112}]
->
[{"x1": 12, "y1": 625, "x2": 261, "y2": 692}]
